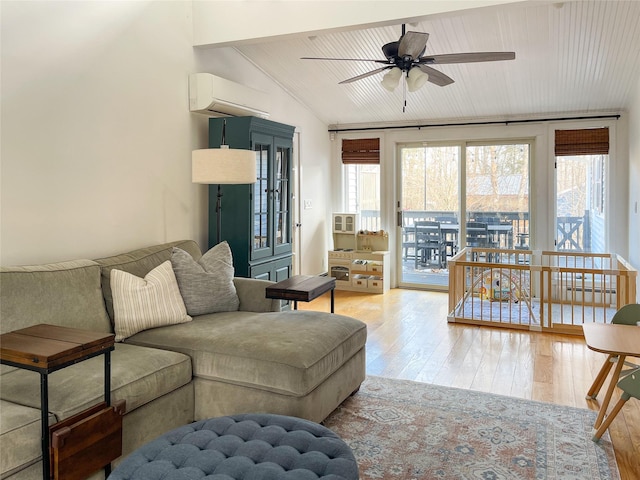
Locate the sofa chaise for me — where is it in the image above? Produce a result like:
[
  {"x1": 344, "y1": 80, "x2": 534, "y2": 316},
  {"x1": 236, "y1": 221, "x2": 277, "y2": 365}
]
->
[{"x1": 0, "y1": 240, "x2": 367, "y2": 479}]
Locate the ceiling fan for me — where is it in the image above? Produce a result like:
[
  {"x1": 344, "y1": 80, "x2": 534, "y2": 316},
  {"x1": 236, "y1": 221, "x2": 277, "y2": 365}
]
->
[{"x1": 302, "y1": 24, "x2": 515, "y2": 98}]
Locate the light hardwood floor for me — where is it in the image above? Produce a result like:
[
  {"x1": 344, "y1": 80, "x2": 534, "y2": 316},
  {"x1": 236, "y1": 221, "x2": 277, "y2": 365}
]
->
[{"x1": 297, "y1": 288, "x2": 640, "y2": 480}]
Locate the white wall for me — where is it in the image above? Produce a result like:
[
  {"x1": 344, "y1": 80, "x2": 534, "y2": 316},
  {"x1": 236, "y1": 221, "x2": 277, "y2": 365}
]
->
[
  {"x1": 1, "y1": 1, "x2": 200, "y2": 264},
  {"x1": 0, "y1": 0, "x2": 333, "y2": 276},
  {"x1": 628, "y1": 76, "x2": 640, "y2": 297}
]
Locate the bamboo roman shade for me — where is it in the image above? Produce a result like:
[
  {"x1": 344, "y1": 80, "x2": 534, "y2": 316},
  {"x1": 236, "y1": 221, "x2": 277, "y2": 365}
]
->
[
  {"x1": 555, "y1": 127, "x2": 609, "y2": 156},
  {"x1": 342, "y1": 138, "x2": 380, "y2": 164}
]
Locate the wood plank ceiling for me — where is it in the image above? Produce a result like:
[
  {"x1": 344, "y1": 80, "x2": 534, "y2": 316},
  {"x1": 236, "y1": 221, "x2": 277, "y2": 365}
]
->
[{"x1": 231, "y1": 1, "x2": 640, "y2": 128}]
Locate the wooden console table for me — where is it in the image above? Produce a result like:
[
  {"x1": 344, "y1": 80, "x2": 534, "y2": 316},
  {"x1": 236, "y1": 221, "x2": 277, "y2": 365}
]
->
[
  {"x1": 0, "y1": 324, "x2": 123, "y2": 480},
  {"x1": 266, "y1": 275, "x2": 336, "y2": 313}
]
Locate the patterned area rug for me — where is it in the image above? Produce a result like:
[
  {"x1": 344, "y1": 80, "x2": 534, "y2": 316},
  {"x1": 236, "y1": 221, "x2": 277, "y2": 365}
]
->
[{"x1": 323, "y1": 376, "x2": 620, "y2": 480}]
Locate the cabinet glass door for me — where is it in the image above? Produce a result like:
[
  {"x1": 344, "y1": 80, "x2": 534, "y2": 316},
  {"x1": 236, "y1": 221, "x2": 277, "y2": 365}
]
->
[
  {"x1": 334, "y1": 215, "x2": 343, "y2": 232},
  {"x1": 345, "y1": 215, "x2": 354, "y2": 233},
  {"x1": 274, "y1": 138, "x2": 292, "y2": 255},
  {"x1": 253, "y1": 140, "x2": 271, "y2": 258}
]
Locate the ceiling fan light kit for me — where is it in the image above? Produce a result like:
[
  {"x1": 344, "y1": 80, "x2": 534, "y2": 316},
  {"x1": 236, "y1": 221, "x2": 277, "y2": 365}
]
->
[
  {"x1": 381, "y1": 67, "x2": 402, "y2": 91},
  {"x1": 406, "y1": 68, "x2": 430, "y2": 92}
]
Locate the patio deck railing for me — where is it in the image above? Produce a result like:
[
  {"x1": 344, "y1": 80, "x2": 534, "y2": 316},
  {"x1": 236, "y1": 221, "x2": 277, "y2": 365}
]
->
[{"x1": 361, "y1": 210, "x2": 590, "y2": 252}]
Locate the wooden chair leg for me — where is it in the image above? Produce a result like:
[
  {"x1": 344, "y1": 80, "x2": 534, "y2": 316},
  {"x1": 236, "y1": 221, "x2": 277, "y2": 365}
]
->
[
  {"x1": 592, "y1": 396, "x2": 628, "y2": 441},
  {"x1": 587, "y1": 355, "x2": 615, "y2": 399},
  {"x1": 594, "y1": 356, "x2": 626, "y2": 428}
]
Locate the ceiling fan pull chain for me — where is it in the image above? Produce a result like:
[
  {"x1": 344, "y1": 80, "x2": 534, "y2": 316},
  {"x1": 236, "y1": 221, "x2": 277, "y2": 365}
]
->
[{"x1": 403, "y1": 77, "x2": 407, "y2": 113}]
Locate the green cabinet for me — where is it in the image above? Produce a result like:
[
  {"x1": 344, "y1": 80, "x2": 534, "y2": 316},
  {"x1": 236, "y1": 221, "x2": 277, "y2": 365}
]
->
[{"x1": 208, "y1": 116, "x2": 295, "y2": 280}]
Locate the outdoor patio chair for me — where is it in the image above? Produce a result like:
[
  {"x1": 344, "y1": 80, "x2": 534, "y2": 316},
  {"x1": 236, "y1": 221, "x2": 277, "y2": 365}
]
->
[
  {"x1": 465, "y1": 222, "x2": 490, "y2": 247},
  {"x1": 402, "y1": 225, "x2": 416, "y2": 261},
  {"x1": 436, "y1": 216, "x2": 458, "y2": 257},
  {"x1": 415, "y1": 221, "x2": 446, "y2": 269},
  {"x1": 476, "y1": 217, "x2": 502, "y2": 246}
]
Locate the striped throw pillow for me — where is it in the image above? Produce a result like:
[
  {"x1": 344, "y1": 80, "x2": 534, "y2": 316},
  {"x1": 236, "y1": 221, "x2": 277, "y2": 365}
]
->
[{"x1": 111, "y1": 260, "x2": 192, "y2": 341}]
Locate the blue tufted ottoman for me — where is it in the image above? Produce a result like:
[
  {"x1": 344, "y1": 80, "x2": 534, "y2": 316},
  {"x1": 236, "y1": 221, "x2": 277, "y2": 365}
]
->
[{"x1": 108, "y1": 413, "x2": 358, "y2": 480}]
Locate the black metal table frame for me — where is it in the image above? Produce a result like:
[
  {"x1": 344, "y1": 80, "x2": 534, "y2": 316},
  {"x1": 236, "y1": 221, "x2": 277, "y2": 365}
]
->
[
  {"x1": 1, "y1": 348, "x2": 114, "y2": 480},
  {"x1": 290, "y1": 290, "x2": 335, "y2": 313}
]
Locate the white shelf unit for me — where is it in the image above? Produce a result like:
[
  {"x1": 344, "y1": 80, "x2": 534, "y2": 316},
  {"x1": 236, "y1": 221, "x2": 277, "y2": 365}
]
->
[
  {"x1": 329, "y1": 230, "x2": 390, "y2": 294},
  {"x1": 349, "y1": 250, "x2": 390, "y2": 293}
]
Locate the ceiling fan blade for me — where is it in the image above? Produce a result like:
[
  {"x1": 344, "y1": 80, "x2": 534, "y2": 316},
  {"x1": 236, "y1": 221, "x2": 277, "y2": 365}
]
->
[
  {"x1": 420, "y1": 52, "x2": 516, "y2": 64},
  {"x1": 381, "y1": 41, "x2": 399, "y2": 60},
  {"x1": 398, "y1": 31, "x2": 429, "y2": 59},
  {"x1": 301, "y1": 56, "x2": 389, "y2": 64},
  {"x1": 416, "y1": 65, "x2": 455, "y2": 87},
  {"x1": 338, "y1": 66, "x2": 392, "y2": 84}
]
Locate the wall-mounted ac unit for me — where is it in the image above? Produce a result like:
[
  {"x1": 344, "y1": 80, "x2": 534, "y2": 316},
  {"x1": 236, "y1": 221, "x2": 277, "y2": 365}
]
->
[{"x1": 189, "y1": 73, "x2": 270, "y2": 118}]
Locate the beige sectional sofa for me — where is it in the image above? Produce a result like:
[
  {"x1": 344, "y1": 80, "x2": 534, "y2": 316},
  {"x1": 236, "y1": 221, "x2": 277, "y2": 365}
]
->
[{"x1": 0, "y1": 240, "x2": 367, "y2": 479}]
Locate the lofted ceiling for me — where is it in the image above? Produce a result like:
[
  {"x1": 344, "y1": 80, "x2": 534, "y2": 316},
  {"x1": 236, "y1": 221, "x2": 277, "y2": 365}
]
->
[{"x1": 230, "y1": 1, "x2": 640, "y2": 129}]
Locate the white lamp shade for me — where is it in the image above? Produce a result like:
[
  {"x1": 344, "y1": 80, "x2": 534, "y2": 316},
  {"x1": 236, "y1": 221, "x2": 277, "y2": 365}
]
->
[
  {"x1": 406, "y1": 68, "x2": 429, "y2": 92},
  {"x1": 381, "y1": 67, "x2": 402, "y2": 92},
  {"x1": 192, "y1": 146, "x2": 257, "y2": 184}
]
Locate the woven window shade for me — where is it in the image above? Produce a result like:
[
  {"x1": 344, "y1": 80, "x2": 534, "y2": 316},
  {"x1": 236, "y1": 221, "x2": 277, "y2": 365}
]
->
[
  {"x1": 342, "y1": 138, "x2": 380, "y2": 164},
  {"x1": 555, "y1": 127, "x2": 609, "y2": 156}
]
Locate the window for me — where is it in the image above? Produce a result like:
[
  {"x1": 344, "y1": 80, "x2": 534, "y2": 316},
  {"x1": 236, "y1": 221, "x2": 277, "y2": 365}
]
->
[
  {"x1": 342, "y1": 138, "x2": 380, "y2": 230},
  {"x1": 344, "y1": 163, "x2": 380, "y2": 231},
  {"x1": 554, "y1": 127, "x2": 609, "y2": 252}
]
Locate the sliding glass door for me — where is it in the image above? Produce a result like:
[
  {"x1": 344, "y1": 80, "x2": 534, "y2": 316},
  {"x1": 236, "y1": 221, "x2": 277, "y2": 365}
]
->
[
  {"x1": 398, "y1": 141, "x2": 531, "y2": 289},
  {"x1": 466, "y1": 143, "x2": 530, "y2": 250},
  {"x1": 398, "y1": 144, "x2": 459, "y2": 288}
]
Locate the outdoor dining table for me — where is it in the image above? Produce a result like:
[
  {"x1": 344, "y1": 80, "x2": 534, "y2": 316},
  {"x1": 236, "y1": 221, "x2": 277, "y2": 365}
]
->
[{"x1": 410, "y1": 223, "x2": 514, "y2": 249}]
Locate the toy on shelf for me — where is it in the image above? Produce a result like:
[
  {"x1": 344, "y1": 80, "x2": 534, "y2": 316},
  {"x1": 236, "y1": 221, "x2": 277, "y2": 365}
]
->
[
  {"x1": 357, "y1": 229, "x2": 388, "y2": 237},
  {"x1": 355, "y1": 230, "x2": 389, "y2": 252}
]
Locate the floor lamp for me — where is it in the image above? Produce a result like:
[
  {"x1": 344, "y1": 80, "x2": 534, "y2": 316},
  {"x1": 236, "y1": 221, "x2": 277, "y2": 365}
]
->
[{"x1": 192, "y1": 121, "x2": 256, "y2": 245}]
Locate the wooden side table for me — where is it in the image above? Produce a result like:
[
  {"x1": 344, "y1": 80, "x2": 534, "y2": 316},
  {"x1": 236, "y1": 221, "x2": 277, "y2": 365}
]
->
[
  {"x1": 0, "y1": 324, "x2": 123, "y2": 480},
  {"x1": 266, "y1": 275, "x2": 336, "y2": 313}
]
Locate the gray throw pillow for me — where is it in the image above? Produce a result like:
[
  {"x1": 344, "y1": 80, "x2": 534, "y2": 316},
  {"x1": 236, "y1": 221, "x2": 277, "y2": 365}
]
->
[{"x1": 170, "y1": 242, "x2": 240, "y2": 316}]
